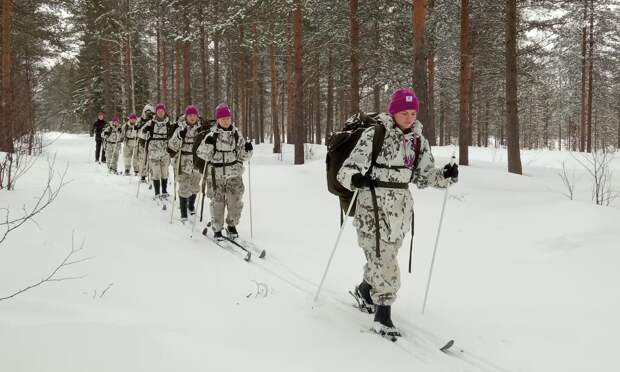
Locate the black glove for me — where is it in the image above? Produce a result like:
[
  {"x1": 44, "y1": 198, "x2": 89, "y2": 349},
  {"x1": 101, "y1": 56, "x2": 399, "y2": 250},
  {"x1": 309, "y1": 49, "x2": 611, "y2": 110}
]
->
[
  {"x1": 351, "y1": 173, "x2": 372, "y2": 188},
  {"x1": 179, "y1": 127, "x2": 188, "y2": 139},
  {"x1": 204, "y1": 134, "x2": 217, "y2": 145},
  {"x1": 145, "y1": 124, "x2": 154, "y2": 137},
  {"x1": 244, "y1": 141, "x2": 253, "y2": 152},
  {"x1": 443, "y1": 163, "x2": 459, "y2": 182}
]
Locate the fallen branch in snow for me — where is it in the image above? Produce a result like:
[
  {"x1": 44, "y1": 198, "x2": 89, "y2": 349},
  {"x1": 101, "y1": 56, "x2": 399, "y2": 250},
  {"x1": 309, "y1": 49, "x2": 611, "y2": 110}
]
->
[
  {"x1": 0, "y1": 231, "x2": 90, "y2": 302},
  {"x1": 0, "y1": 154, "x2": 70, "y2": 245}
]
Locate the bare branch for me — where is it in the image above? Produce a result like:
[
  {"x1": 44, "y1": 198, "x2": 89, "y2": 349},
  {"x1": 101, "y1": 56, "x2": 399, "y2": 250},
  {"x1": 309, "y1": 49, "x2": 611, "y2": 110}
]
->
[{"x1": 0, "y1": 231, "x2": 88, "y2": 302}]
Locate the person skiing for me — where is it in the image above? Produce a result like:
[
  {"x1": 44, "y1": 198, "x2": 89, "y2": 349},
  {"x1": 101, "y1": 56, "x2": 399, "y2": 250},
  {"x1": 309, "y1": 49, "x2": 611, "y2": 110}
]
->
[
  {"x1": 122, "y1": 113, "x2": 140, "y2": 176},
  {"x1": 337, "y1": 88, "x2": 459, "y2": 339},
  {"x1": 102, "y1": 116, "x2": 123, "y2": 174},
  {"x1": 142, "y1": 103, "x2": 172, "y2": 200},
  {"x1": 90, "y1": 111, "x2": 107, "y2": 163},
  {"x1": 196, "y1": 103, "x2": 253, "y2": 240},
  {"x1": 168, "y1": 105, "x2": 208, "y2": 222},
  {"x1": 136, "y1": 104, "x2": 154, "y2": 183}
]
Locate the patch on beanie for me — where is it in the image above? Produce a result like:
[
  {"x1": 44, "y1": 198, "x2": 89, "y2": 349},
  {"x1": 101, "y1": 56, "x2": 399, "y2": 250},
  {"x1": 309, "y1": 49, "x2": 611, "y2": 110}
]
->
[{"x1": 406, "y1": 95, "x2": 413, "y2": 102}]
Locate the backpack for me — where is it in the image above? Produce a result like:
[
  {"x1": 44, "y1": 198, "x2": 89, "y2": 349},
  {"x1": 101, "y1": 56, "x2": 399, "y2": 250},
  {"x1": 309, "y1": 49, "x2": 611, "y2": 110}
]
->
[{"x1": 325, "y1": 112, "x2": 386, "y2": 217}]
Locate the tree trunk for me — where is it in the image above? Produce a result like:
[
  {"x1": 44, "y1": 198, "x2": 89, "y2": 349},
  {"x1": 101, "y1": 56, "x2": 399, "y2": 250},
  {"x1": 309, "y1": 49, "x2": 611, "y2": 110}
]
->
[
  {"x1": 505, "y1": 0, "x2": 523, "y2": 174},
  {"x1": 200, "y1": 19, "x2": 209, "y2": 115},
  {"x1": 579, "y1": 0, "x2": 587, "y2": 152},
  {"x1": 458, "y1": 0, "x2": 471, "y2": 165},
  {"x1": 293, "y1": 1, "x2": 304, "y2": 165},
  {"x1": 428, "y1": 51, "x2": 436, "y2": 145},
  {"x1": 1, "y1": 0, "x2": 14, "y2": 153},
  {"x1": 349, "y1": 0, "x2": 360, "y2": 114},
  {"x1": 183, "y1": 39, "x2": 191, "y2": 107},
  {"x1": 373, "y1": 19, "x2": 381, "y2": 113},
  {"x1": 413, "y1": 0, "x2": 433, "y2": 143},
  {"x1": 270, "y1": 28, "x2": 280, "y2": 153},
  {"x1": 156, "y1": 29, "x2": 161, "y2": 103},
  {"x1": 326, "y1": 48, "x2": 334, "y2": 137},
  {"x1": 586, "y1": 0, "x2": 594, "y2": 153},
  {"x1": 314, "y1": 52, "x2": 321, "y2": 144},
  {"x1": 162, "y1": 39, "x2": 168, "y2": 105},
  {"x1": 213, "y1": 0, "x2": 220, "y2": 105},
  {"x1": 286, "y1": 16, "x2": 295, "y2": 145},
  {"x1": 252, "y1": 23, "x2": 259, "y2": 142}
]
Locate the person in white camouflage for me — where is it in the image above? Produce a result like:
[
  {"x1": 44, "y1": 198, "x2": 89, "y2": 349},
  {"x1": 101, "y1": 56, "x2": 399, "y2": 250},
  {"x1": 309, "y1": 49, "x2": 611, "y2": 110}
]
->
[
  {"x1": 142, "y1": 103, "x2": 172, "y2": 199},
  {"x1": 168, "y1": 105, "x2": 208, "y2": 222},
  {"x1": 196, "y1": 103, "x2": 253, "y2": 240},
  {"x1": 122, "y1": 113, "x2": 140, "y2": 176},
  {"x1": 102, "y1": 116, "x2": 123, "y2": 174},
  {"x1": 337, "y1": 88, "x2": 459, "y2": 338},
  {"x1": 136, "y1": 104, "x2": 154, "y2": 183}
]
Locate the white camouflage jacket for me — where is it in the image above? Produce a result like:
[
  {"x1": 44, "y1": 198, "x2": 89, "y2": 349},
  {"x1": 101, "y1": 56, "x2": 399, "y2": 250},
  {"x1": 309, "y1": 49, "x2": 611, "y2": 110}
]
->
[
  {"x1": 196, "y1": 124, "x2": 253, "y2": 180},
  {"x1": 337, "y1": 113, "x2": 451, "y2": 243}
]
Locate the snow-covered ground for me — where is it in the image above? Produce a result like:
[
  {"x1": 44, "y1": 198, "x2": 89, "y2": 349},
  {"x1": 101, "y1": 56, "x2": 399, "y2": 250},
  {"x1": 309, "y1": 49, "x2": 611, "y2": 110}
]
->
[{"x1": 1, "y1": 133, "x2": 619, "y2": 372}]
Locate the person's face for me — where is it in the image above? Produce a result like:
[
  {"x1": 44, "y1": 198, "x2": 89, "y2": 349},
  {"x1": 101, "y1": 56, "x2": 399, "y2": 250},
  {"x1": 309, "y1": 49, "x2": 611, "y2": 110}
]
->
[
  {"x1": 186, "y1": 114, "x2": 198, "y2": 125},
  {"x1": 98, "y1": 114, "x2": 104, "y2": 120},
  {"x1": 217, "y1": 116, "x2": 232, "y2": 128},
  {"x1": 156, "y1": 109, "x2": 165, "y2": 119},
  {"x1": 393, "y1": 110, "x2": 417, "y2": 131},
  {"x1": 130, "y1": 118, "x2": 137, "y2": 124}
]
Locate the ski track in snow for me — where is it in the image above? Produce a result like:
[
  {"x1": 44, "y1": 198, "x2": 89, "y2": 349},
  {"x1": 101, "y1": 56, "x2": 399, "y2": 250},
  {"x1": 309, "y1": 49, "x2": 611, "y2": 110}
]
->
[{"x1": 2, "y1": 133, "x2": 619, "y2": 371}]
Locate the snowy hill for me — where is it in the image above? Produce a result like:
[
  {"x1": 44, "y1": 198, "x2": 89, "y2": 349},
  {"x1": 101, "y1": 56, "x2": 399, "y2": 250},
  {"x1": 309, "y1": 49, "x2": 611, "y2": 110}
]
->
[{"x1": 1, "y1": 133, "x2": 619, "y2": 372}]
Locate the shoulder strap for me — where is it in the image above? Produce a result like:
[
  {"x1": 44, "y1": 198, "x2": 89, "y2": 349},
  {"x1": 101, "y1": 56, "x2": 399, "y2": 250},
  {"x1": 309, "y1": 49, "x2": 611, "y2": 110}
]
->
[
  {"x1": 369, "y1": 123, "x2": 386, "y2": 170},
  {"x1": 413, "y1": 135, "x2": 422, "y2": 168}
]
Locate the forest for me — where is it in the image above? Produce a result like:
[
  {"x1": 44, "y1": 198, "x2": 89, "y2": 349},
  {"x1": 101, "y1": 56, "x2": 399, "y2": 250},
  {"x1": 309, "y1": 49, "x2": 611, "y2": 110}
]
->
[{"x1": 1, "y1": 0, "x2": 619, "y2": 172}]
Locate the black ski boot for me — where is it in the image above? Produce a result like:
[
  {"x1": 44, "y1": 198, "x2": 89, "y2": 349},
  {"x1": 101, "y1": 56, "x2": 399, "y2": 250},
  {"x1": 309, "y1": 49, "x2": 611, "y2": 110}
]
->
[
  {"x1": 161, "y1": 178, "x2": 169, "y2": 197},
  {"x1": 179, "y1": 197, "x2": 188, "y2": 221},
  {"x1": 226, "y1": 225, "x2": 239, "y2": 239},
  {"x1": 153, "y1": 179, "x2": 161, "y2": 196},
  {"x1": 134, "y1": 171, "x2": 139, "y2": 176},
  {"x1": 213, "y1": 230, "x2": 225, "y2": 241},
  {"x1": 351, "y1": 281, "x2": 375, "y2": 314},
  {"x1": 188, "y1": 194, "x2": 197, "y2": 215},
  {"x1": 124, "y1": 169, "x2": 130, "y2": 176},
  {"x1": 140, "y1": 176, "x2": 147, "y2": 183},
  {"x1": 373, "y1": 305, "x2": 401, "y2": 339}
]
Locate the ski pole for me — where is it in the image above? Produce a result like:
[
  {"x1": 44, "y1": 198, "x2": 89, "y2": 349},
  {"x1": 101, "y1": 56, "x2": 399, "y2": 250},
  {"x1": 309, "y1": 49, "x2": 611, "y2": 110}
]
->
[
  {"x1": 136, "y1": 146, "x2": 149, "y2": 199},
  {"x1": 314, "y1": 189, "x2": 359, "y2": 302},
  {"x1": 170, "y1": 152, "x2": 182, "y2": 223},
  {"x1": 422, "y1": 149, "x2": 457, "y2": 314},
  {"x1": 191, "y1": 160, "x2": 209, "y2": 238},
  {"x1": 247, "y1": 138, "x2": 254, "y2": 239}
]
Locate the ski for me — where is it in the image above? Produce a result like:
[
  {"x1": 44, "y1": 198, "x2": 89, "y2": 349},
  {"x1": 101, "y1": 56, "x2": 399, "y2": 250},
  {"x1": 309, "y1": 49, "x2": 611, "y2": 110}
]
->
[
  {"x1": 228, "y1": 236, "x2": 266, "y2": 259},
  {"x1": 204, "y1": 222, "x2": 266, "y2": 259},
  {"x1": 202, "y1": 228, "x2": 251, "y2": 262}
]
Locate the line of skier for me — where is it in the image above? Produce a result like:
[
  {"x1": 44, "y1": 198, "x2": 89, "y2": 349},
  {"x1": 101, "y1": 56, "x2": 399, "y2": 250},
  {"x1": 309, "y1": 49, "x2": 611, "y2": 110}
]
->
[
  {"x1": 90, "y1": 87, "x2": 459, "y2": 341},
  {"x1": 91, "y1": 102, "x2": 253, "y2": 240}
]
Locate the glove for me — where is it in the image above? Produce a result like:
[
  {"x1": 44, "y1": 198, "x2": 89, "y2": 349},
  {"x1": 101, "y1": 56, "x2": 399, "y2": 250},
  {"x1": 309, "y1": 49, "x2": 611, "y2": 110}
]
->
[
  {"x1": 351, "y1": 173, "x2": 372, "y2": 189},
  {"x1": 443, "y1": 163, "x2": 459, "y2": 182},
  {"x1": 244, "y1": 141, "x2": 253, "y2": 152},
  {"x1": 204, "y1": 134, "x2": 217, "y2": 145},
  {"x1": 179, "y1": 128, "x2": 187, "y2": 139}
]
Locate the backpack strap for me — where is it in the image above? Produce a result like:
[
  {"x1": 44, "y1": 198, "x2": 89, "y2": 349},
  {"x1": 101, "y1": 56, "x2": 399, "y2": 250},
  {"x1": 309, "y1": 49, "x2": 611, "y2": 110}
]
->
[{"x1": 367, "y1": 123, "x2": 386, "y2": 258}]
